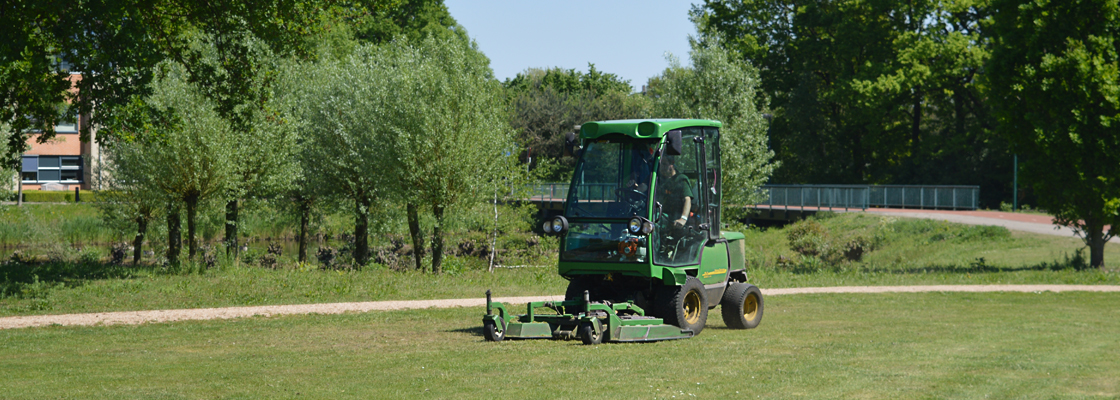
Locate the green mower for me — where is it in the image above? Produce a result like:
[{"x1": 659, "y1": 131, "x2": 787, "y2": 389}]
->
[{"x1": 484, "y1": 119, "x2": 764, "y2": 344}]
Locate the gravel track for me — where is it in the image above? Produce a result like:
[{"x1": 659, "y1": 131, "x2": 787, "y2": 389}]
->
[{"x1": 3, "y1": 285, "x2": 1118, "y2": 330}]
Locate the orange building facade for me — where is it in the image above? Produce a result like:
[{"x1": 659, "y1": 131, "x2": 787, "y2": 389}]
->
[{"x1": 19, "y1": 73, "x2": 101, "y2": 191}]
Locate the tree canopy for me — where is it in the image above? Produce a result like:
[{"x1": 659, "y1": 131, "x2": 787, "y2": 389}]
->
[
  {"x1": 693, "y1": 0, "x2": 1009, "y2": 206},
  {"x1": 986, "y1": 0, "x2": 1120, "y2": 268},
  {"x1": 648, "y1": 39, "x2": 776, "y2": 205}
]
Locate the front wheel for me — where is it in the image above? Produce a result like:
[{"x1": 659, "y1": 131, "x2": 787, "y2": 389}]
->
[
  {"x1": 721, "y1": 283, "x2": 763, "y2": 329},
  {"x1": 579, "y1": 322, "x2": 603, "y2": 345},
  {"x1": 657, "y1": 276, "x2": 708, "y2": 335},
  {"x1": 483, "y1": 316, "x2": 505, "y2": 341}
]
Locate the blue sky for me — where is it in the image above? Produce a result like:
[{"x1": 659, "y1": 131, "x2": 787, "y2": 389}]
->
[{"x1": 444, "y1": 0, "x2": 698, "y2": 91}]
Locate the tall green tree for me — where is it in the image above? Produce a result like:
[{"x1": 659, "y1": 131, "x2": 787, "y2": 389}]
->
[
  {"x1": 504, "y1": 65, "x2": 651, "y2": 181},
  {"x1": 0, "y1": 1, "x2": 79, "y2": 169},
  {"x1": 693, "y1": 0, "x2": 1008, "y2": 205},
  {"x1": 383, "y1": 36, "x2": 519, "y2": 274},
  {"x1": 104, "y1": 62, "x2": 237, "y2": 266},
  {"x1": 647, "y1": 39, "x2": 776, "y2": 205},
  {"x1": 986, "y1": 0, "x2": 1120, "y2": 268},
  {"x1": 291, "y1": 44, "x2": 399, "y2": 266}
]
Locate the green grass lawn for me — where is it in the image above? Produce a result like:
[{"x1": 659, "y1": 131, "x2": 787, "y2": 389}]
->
[
  {"x1": 2, "y1": 212, "x2": 1119, "y2": 317},
  {"x1": 1, "y1": 291, "x2": 1116, "y2": 399}
]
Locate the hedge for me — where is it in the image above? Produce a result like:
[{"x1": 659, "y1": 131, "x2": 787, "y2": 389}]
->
[{"x1": 20, "y1": 190, "x2": 104, "y2": 203}]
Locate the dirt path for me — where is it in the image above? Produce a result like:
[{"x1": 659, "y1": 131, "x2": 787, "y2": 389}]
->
[{"x1": 3, "y1": 285, "x2": 1119, "y2": 330}]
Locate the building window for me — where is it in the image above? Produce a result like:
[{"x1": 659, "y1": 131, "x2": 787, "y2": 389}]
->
[{"x1": 21, "y1": 155, "x2": 82, "y2": 183}]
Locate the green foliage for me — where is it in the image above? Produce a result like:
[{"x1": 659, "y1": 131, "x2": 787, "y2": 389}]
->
[
  {"x1": 986, "y1": 0, "x2": 1120, "y2": 268},
  {"x1": 648, "y1": 39, "x2": 776, "y2": 205},
  {"x1": 693, "y1": 0, "x2": 1011, "y2": 206},
  {"x1": 786, "y1": 219, "x2": 830, "y2": 258},
  {"x1": 17, "y1": 190, "x2": 102, "y2": 203},
  {"x1": 503, "y1": 64, "x2": 633, "y2": 95},
  {"x1": 504, "y1": 66, "x2": 650, "y2": 182}
]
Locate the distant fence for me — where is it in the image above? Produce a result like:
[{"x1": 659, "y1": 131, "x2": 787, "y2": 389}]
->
[
  {"x1": 759, "y1": 185, "x2": 979, "y2": 211},
  {"x1": 525, "y1": 183, "x2": 980, "y2": 211}
]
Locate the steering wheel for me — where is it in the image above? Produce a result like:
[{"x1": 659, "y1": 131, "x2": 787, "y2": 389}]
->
[{"x1": 615, "y1": 188, "x2": 646, "y2": 213}]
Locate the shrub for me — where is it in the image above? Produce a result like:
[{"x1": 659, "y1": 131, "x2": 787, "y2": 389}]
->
[
  {"x1": 20, "y1": 190, "x2": 104, "y2": 203},
  {"x1": 786, "y1": 219, "x2": 830, "y2": 257}
]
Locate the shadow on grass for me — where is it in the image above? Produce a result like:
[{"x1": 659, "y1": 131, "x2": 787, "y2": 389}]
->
[
  {"x1": 0, "y1": 251, "x2": 160, "y2": 300},
  {"x1": 778, "y1": 249, "x2": 1092, "y2": 275},
  {"x1": 448, "y1": 326, "x2": 485, "y2": 337}
]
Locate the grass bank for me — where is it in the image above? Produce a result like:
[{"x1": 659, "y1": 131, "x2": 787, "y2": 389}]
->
[
  {"x1": 734, "y1": 212, "x2": 1120, "y2": 288},
  {"x1": 1, "y1": 292, "x2": 1116, "y2": 398}
]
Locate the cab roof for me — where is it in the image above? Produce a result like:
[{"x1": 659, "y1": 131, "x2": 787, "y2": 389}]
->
[{"x1": 579, "y1": 119, "x2": 722, "y2": 140}]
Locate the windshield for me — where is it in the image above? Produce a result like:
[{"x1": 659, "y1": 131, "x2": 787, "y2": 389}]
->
[
  {"x1": 561, "y1": 222, "x2": 649, "y2": 263},
  {"x1": 565, "y1": 138, "x2": 658, "y2": 219}
]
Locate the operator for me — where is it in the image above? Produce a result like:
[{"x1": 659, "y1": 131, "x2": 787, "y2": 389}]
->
[{"x1": 657, "y1": 156, "x2": 693, "y2": 228}]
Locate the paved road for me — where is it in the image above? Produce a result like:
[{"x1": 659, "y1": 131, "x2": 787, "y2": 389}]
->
[
  {"x1": 856, "y1": 208, "x2": 1118, "y2": 243},
  {"x1": 3, "y1": 285, "x2": 1118, "y2": 330}
]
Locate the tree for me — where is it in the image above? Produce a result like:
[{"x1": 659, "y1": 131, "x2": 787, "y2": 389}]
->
[
  {"x1": 290, "y1": 44, "x2": 398, "y2": 266},
  {"x1": 986, "y1": 0, "x2": 1120, "y2": 268},
  {"x1": 104, "y1": 62, "x2": 237, "y2": 266},
  {"x1": 0, "y1": 1, "x2": 82, "y2": 184},
  {"x1": 692, "y1": 0, "x2": 1010, "y2": 206},
  {"x1": 647, "y1": 39, "x2": 776, "y2": 205},
  {"x1": 504, "y1": 66, "x2": 651, "y2": 181},
  {"x1": 382, "y1": 36, "x2": 520, "y2": 274}
]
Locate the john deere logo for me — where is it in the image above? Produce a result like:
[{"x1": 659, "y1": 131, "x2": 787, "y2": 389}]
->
[{"x1": 702, "y1": 268, "x2": 727, "y2": 278}]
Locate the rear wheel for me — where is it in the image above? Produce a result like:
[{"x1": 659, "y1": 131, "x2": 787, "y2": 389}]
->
[
  {"x1": 721, "y1": 283, "x2": 763, "y2": 329},
  {"x1": 483, "y1": 316, "x2": 505, "y2": 341},
  {"x1": 579, "y1": 322, "x2": 603, "y2": 345},
  {"x1": 657, "y1": 276, "x2": 708, "y2": 335}
]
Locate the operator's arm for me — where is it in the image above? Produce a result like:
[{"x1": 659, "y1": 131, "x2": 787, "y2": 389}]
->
[{"x1": 675, "y1": 196, "x2": 691, "y2": 227}]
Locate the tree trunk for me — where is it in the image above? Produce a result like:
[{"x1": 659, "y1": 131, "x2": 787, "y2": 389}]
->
[
  {"x1": 16, "y1": 177, "x2": 22, "y2": 207},
  {"x1": 186, "y1": 193, "x2": 199, "y2": 260},
  {"x1": 910, "y1": 86, "x2": 923, "y2": 181},
  {"x1": 353, "y1": 197, "x2": 370, "y2": 266},
  {"x1": 298, "y1": 198, "x2": 311, "y2": 263},
  {"x1": 431, "y1": 204, "x2": 445, "y2": 274},
  {"x1": 133, "y1": 216, "x2": 148, "y2": 266},
  {"x1": 167, "y1": 205, "x2": 181, "y2": 267},
  {"x1": 407, "y1": 203, "x2": 425, "y2": 271},
  {"x1": 1088, "y1": 221, "x2": 1106, "y2": 268},
  {"x1": 225, "y1": 199, "x2": 239, "y2": 258}
]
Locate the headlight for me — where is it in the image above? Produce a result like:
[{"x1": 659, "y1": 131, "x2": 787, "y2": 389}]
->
[
  {"x1": 628, "y1": 216, "x2": 653, "y2": 236},
  {"x1": 547, "y1": 215, "x2": 569, "y2": 235},
  {"x1": 628, "y1": 217, "x2": 642, "y2": 234}
]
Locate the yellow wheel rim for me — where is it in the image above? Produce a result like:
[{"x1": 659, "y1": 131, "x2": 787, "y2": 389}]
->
[
  {"x1": 743, "y1": 293, "x2": 759, "y2": 321},
  {"x1": 683, "y1": 290, "x2": 702, "y2": 325}
]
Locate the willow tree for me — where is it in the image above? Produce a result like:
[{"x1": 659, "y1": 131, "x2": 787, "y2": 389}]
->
[
  {"x1": 381, "y1": 36, "x2": 519, "y2": 274},
  {"x1": 291, "y1": 46, "x2": 397, "y2": 266},
  {"x1": 647, "y1": 39, "x2": 777, "y2": 205},
  {"x1": 104, "y1": 62, "x2": 236, "y2": 266}
]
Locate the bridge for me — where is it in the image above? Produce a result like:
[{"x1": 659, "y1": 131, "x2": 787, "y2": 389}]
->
[{"x1": 524, "y1": 183, "x2": 981, "y2": 222}]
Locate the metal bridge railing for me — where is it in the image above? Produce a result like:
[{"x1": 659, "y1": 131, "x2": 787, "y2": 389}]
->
[
  {"x1": 526, "y1": 183, "x2": 614, "y2": 203},
  {"x1": 868, "y1": 185, "x2": 979, "y2": 210},
  {"x1": 527, "y1": 183, "x2": 981, "y2": 211},
  {"x1": 759, "y1": 185, "x2": 870, "y2": 211},
  {"x1": 759, "y1": 184, "x2": 979, "y2": 210}
]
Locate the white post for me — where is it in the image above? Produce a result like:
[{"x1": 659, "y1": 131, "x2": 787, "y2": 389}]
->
[{"x1": 489, "y1": 188, "x2": 498, "y2": 272}]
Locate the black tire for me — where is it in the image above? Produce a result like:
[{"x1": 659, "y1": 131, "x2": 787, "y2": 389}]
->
[
  {"x1": 483, "y1": 316, "x2": 505, "y2": 342},
  {"x1": 721, "y1": 283, "x2": 763, "y2": 329},
  {"x1": 657, "y1": 276, "x2": 708, "y2": 335},
  {"x1": 564, "y1": 278, "x2": 591, "y2": 301},
  {"x1": 579, "y1": 322, "x2": 603, "y2": 345}
]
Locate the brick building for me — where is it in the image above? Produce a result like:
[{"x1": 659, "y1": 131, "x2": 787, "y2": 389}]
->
[{"x1": 18, "y1": 73, "x2": 101, "y2": 191}]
